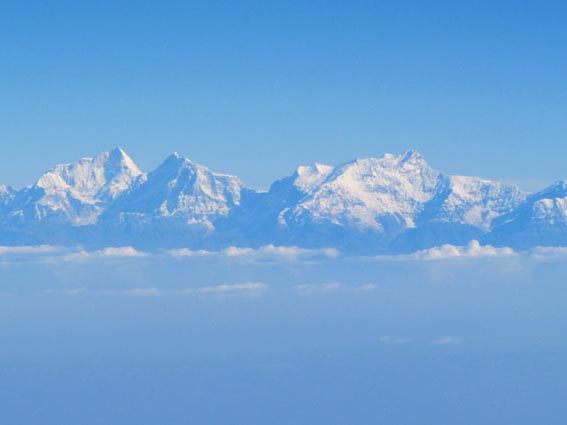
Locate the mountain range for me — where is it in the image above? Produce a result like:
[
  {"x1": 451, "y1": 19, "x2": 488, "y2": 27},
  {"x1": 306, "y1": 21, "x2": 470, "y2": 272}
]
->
[{"x1": 0, "y1": 148, "x2": 565, "y2": 253}]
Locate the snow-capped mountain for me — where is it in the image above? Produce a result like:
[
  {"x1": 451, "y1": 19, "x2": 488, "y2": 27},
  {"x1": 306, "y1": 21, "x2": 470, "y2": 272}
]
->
[
  {"x1": 431, "y1": 176, "x2": 527, "y2": 230},
  {"x1": 278, "y1": 150, "x2": 441, "y2": 232},
  {"x1": 105, "y1": 153, "x2": 244, "y2": 229},
  {"x1": 2, "y1": 148, "x2": 143, "y2": 226},
  {"x1": 273, "y1": 151, "x2": 525, "y2": 234},
  {"x1": 0, "y1": 147, "x2": 565, "y2": 252},
  {"x1": 214, "y1": 150, "x2": 528, "y2": 252},
  {"x1": 487, "y1": 181, "x2": 567, "y2": 248},
  {"x1": 0, "y1": 185, "x2": 16, "y2": 207},
  {"x1": 226, "y1": 150, "x2": 526, "y2": 251}
]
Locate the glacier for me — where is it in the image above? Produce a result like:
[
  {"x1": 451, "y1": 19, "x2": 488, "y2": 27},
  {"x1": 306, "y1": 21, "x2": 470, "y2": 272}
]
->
[{"x1": 0, "y1": 147, "x2": 565, "y2": 253}]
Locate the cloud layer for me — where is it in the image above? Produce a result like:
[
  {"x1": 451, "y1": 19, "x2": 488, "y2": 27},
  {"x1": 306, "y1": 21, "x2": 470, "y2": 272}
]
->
[
  {"x1": 375, "y1": 240, "x2": 517, "y2": 261},
  {"x1": 43, "y1": 283, "x2": 269, "y2": 298},
  {"x1": 0, "y1": 245, "x2": 61, "y2": 255},
  {"x1": 294, "y1": 282, "x2": 376, "y2": 294},
  {"x1": 168, "y1": 244, "x2": 340, "y2": 262},
  {"x1": 3, "y1": 241, "x2": 567, "y2": 265}
]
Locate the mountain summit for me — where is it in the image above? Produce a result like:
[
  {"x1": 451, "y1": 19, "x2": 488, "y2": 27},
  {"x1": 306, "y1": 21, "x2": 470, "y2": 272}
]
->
[
  {"x1": 0, "y1": 148, "x2": 564, "y2": 253},
  {"x1": 2, "y1": 148, "x2": 143, "y2": 226},
  {"x1": 106, "y1": 152, "x2": 244, "y2": 228}
]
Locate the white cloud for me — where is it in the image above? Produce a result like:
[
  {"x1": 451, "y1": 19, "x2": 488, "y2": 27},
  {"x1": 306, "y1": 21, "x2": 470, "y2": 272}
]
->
[
  {"x1": 43, "y1": 287, "x2": 160, "y2": 296},
  {"x1": 121, "y1": 288, "x2": 160, "y2": 297},
  {"x1": 100, "y1": 247, "x2": 147, "y2": 257},
  {"x1": 223, "y1": 244, "x2": 340, "y2": 261},
  {"x1": 167, "y1": 248, "x2": 213, "y2": 257},
  {"x1": 41, "y1": 283, "x2": 268, "y2": 297},
  {"x1": 167, "y1": 244, "x2": 340, "y2": 262},
  {"x1": 10, "y1": 241, "x2": 567, "y2": 267},
  {"x1": 178, "y1": 282, "x2": 268, "y2": 296},
  {"x1": 0, "y1": 245, "x2": 61, "y2": 255},
  {"x1": 294, "y1": 282, "x2": 376, "y2": 295},
  {"x1": 223, "y1": 246, "x2": 255, "y2": 257},
  {"x1": 375, "y1": 240, "x2": 517, "y2": 261},
  {"x1": 63, "y1": 246, "x2": 147, "y2": 261}
]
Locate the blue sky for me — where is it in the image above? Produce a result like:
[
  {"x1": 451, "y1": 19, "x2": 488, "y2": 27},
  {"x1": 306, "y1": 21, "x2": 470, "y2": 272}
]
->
[{"x1": 1, "y1": 0, "x2": 566, "y2": 190}]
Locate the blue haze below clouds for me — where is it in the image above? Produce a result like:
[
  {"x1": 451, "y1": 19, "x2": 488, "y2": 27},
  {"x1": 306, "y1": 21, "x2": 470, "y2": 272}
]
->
[
  {"x1": 1, "y1": 255, "x2": 567, "y2": 424},
  {"x1": 1, "y1": 0, "x2": 567, "y2": 190}
]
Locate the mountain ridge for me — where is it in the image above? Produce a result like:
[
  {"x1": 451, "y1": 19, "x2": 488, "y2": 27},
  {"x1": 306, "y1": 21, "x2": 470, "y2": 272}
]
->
[{"x1": 0, "y1": 148, "x2": 565, "y2": 253}]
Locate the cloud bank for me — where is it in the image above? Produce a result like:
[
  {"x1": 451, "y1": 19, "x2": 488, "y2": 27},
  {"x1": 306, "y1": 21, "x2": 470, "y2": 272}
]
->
[
  {"x1": 375, "y1": 240, "x2": 517, "y2": 261},
  {"x1": 43, "y1": 283, "x2": 268, "y2": 298},
  {"x1": 4, "y1": 241, "x2": 567, "y2": 265},
  {"x1": 0, "y1": 245, "x2": 61, "y2": 255},
  {"x1": 294, "y1": 282, "x2": 376, "y2": 294},
  {"x1": 62, "y1": 246, "x2": 147, "y2": 261},
  {"x1": 168, "y1": 244, "x2": 340, "y2": 262},
  {"x1": 178, "y1": 282, "x2": 268, "y2": 295}
]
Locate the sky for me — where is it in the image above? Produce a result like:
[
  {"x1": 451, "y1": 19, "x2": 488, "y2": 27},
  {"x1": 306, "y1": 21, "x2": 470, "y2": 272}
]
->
[{"x1": 1, "y1": 0, "x2": 566, "y2": 190}]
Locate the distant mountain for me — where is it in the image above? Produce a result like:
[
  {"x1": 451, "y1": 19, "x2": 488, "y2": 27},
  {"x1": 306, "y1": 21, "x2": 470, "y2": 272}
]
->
[
  {"x1": 0, "y1": 185, "x2": 16, "y2": 208},
  {"x1": 487, "y1": 181, "x2": 567, "y2": 248},
  {"x1": 0, "y1": 148, "x2": 564, "y2": 253},
  {"x1": 105, "y1": 153, "x2": 244, "y2": 227},
  {"x1": 2, "y1": 148, "x2": 142, "y2": 226},
  {"x1": 220, "y1": 150, "x2": 527, "y2": 252}
]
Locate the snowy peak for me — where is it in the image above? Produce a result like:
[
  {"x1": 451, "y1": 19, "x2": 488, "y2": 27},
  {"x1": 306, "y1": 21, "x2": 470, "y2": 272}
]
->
[
  {"x1": 485, "y1": 180, "x2": 567, "y2": 248},
  {"x1": 0, "y1": 184, "x2": 16, "y2": 207},
  {"x1": 280, "y1": 150, "x2": 441, "y2": 231},
  {"x1": 275, "y1": 150, "x2": 525, "y2": 235},
  {"x1": 329, "y1": 150, "x2": 440, "y2": 203},
  {"x1": 434, "y1": 175, "x2": 527, "y2": 230},
  {"x1": 36, "y1": 147, "x2": 143, "y2": 201},
  {"x1": 150, "y1": 152, "x2": 243, "y2": 198},
  {"x1": 503, "y1": 180, "x2": 567, "y2": 225},
  {"x1": 110, "y1": 153, "x2": 245, "y2": 226},
  {"x1": 531, "y1": 180, "x2": 567, "y2": 201},
  {"x1": 293, "y1": 163, "x2": 333, "y2": 193},
  {"x1": 5, "y1": 148, "x2": 143, "y2": 225},
  {"x1": 3, "y1": 147, "x2": 567, "y2": 252}
]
